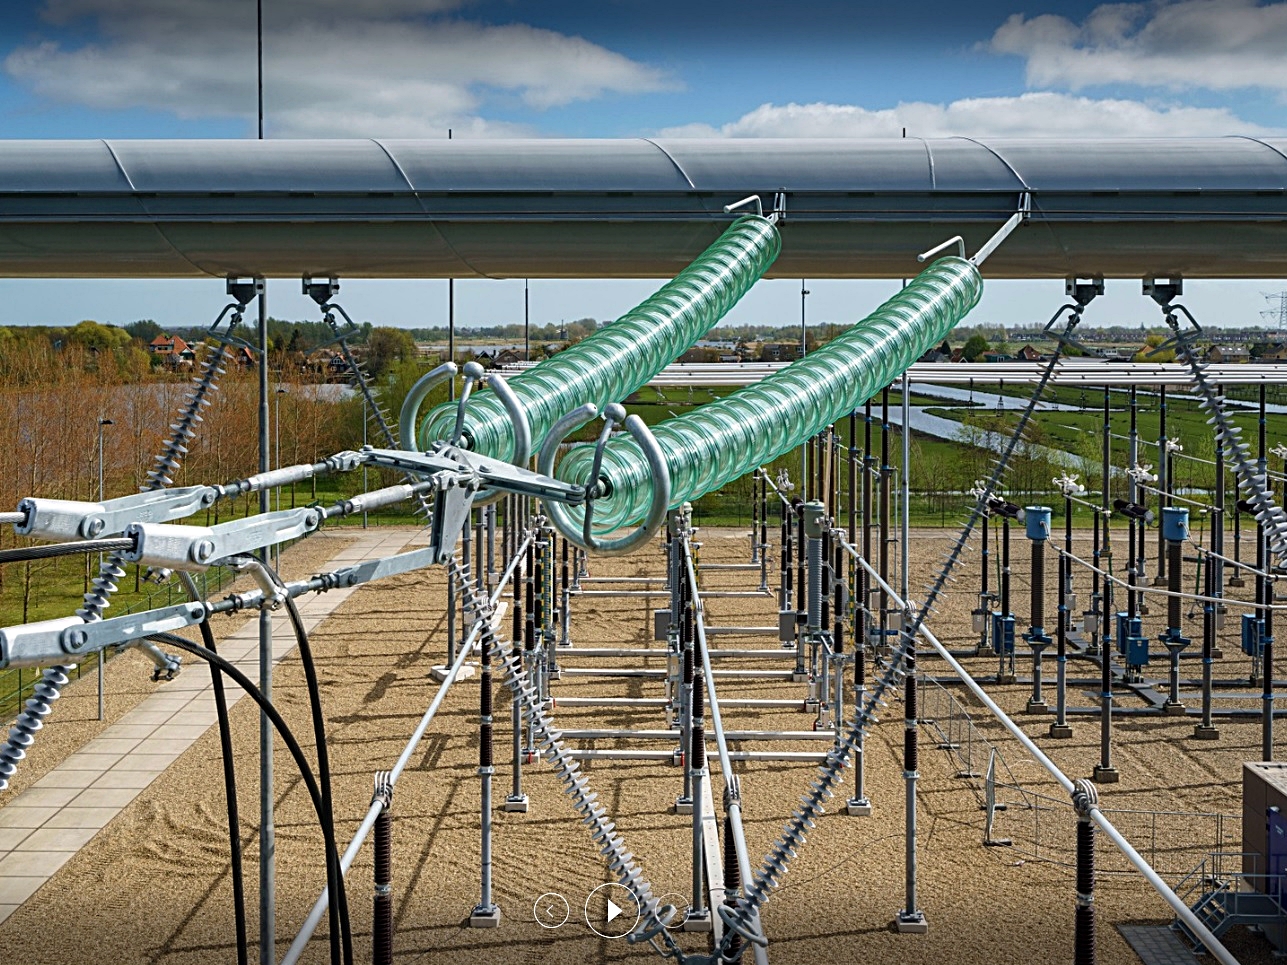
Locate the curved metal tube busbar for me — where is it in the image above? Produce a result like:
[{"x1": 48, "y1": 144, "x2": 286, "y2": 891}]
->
[
  {"x1": 1, "y1": 138, "x2": 1287, "y2": 279},
  {"x1": 550, "y1": 256, "x2": 982, "y2": 532}
]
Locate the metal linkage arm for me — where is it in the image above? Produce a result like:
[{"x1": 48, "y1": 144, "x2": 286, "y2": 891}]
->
[
  {"x1": 17, "y1": 487, "x2": 219, "y2": 541},
  {"x1": 123, "y1": 508, "x2": 324, "y2": 573},
  {"x1": 0, "y1": 602, "x2": 210, "y2": 669},
  {"x1": 362, "y1": 444, "x2": 584, "y2": 505}
]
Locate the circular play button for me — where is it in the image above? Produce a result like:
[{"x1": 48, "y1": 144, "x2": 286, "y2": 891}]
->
[{"x1": 584, "y1": 882, "x2": 640, "y2": 939}]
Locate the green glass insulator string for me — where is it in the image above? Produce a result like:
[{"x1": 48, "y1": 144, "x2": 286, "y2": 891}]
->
[
  {"x1": 416, "y1": 215, "x2": 781, "y2": 461},
  {"x1": 555, "y1": 257, "x2": 983, "y2": 531}
]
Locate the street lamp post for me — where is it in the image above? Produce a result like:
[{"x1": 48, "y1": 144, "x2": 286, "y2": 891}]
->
[{"x1": 97, "y1": 416, "x2": 113, "y2": 722}]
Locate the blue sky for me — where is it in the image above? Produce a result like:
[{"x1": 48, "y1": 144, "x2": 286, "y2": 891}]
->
[{"x1": 2, "y1": 0, "x2": 1286, "y2": 331}]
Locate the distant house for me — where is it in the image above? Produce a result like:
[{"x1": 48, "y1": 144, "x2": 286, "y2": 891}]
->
[
  {"x1": 981, "y1": 350, "x2": 1015, "y2": 363},
  {"x1": 1017, "y1": 345, "x2": 1043, "y2": 362},
  {"x1": 148, "y1": 334, "x2": 189, "y2": 358},
  {"x1": 760, "y1": 342, "x2": 802, "y2": 363},
  {"x1": 494, "y1": 348, "x2": 529, "y2": 367},
  {"x1": 1258, "y1": 343, "x2": 1287, "y2": 362},
  {"x1": 918, "y1": 339, "x2": 954, "y2": 363},
  {"x1": 1206, "y1": 344, "x2": 1251, "y2": 363}
]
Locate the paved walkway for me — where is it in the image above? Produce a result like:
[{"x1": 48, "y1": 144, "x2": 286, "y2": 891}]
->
[{"x1": 0, "y1": 527, "x2": 417, "y2": 923}]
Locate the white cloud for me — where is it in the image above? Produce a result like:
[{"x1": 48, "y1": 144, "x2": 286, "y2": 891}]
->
[
  {"x1": 658, "y1": 92, "x2": 1280, "y2": 138},
  {"x1": 990, "y1": 0, "x2": 1287, "y2": 94},
  {"x1": 5, "y1": 1, "x2": 675, "y2": 137}
]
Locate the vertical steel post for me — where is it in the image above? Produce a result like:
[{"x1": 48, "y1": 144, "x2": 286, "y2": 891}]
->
[
  {"x1": 1155, "y1": 385, "x2": 1169, "y2": 586},
  {"x1": 1051, "y1": 494, "x2": 1074, "y2": 738},
  {"x1": 1160, "y1": 508, "x2": 1190, "y2": 716},
  {"x1": 469, "y1": 634, "x2": 500, "y2": 927},
  {"x1": 1094, "y1": 387, "x2": 1119, "y2": 781},
  {"x1": 896, "y1": 604, "x2": 927, "y2": 933},
  {"x1": 506, "y1": 533, "x2": 529, "y2": 811},
  {"x1": 1261, "y1": 385, "x2": 1275, "y2": 760},
  {"x1": 257, "y1": 282, "x2": 275, "y2": 963},
  {"x1": 879, "y1": 388, "x2": 891, "y2": 647}
]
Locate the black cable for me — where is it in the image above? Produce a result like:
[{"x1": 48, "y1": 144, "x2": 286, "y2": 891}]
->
[
  {"x1": 197, "y1": 618, "x2": 249, "y2": 965},
  {"x1": 283, "y1": 593, "x2": 352, "y2": 965},
  {"x1": 0, "y1": 536, "x2": 133, "y2": 565},
  {"x1": 146, "y1": 631, "x2": 348, "y2": 965}
]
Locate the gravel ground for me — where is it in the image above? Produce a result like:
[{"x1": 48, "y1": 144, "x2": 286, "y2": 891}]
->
[{"x1": 0, "y1": 523, "x2": 1277, "y2": 965}]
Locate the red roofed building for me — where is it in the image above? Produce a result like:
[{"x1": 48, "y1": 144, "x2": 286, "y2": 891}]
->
[{"x1": 148, "y1": 334, "x2": 189, "y2": 357}]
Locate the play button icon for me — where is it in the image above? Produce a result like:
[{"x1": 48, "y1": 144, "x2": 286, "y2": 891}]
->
[{"x1": 585, "y1": 883, "x2": 639, "y2": 939}]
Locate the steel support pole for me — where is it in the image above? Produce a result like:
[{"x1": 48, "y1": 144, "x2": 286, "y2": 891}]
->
[
  {"x1": 896, "y1": 606, "x2": 927, "y2": 933},
  {"x1": 1094, "y1": 387, "x2": 1119, "y2": 781},
  {"x1": 1051, "y1": 497, "x2": 1073, "y2": 738},
  {"x1": 1262, "y1": 384, "x2": 1275, "y2": 760},
  {"x1": 879, "y1": 388, "x2": 891, "y2": 648},
  {"x1": 257, "y1": 282, "x2": 275, "y2": 963},
  {"x1": 1155, "y1": 384, "x2": 1168, "y2": 586}
]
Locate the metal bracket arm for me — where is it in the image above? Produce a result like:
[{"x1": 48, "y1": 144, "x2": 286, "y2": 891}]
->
[
  {"x1": 16, "y1": 486, "x2": 219, "y2": 541},
  {"x1": 122, "y1": 507, "x2": 323, "y2": 573},
  {"x1": 0, "y1": 601, "x2": 208, "y2": 669}
]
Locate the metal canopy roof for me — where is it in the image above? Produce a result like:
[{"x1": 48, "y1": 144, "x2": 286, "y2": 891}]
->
[
  {"x1": 569, "y1": 360, "x2": 1287, "y2": 388},
  {"x1": 1, "y1": 137, "x2": 1286, "y2": 279}
]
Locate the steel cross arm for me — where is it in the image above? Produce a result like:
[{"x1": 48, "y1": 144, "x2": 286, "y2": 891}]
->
[
  {"x1": 16, "y1": 486, "x2": 220, "y2": 541},
  {"x1": 361, "y1": 444, "x2": 587, "y2": 505},
  {"x1": 12, "y1": 451, "x2": 370, "y2": 542},
  {"x1": 0, "y1": 601, "x2": 210, "y2": 669}
]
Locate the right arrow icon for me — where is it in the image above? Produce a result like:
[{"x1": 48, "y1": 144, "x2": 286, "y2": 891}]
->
[{"x1": 606, "y1": 898, "x2": 622, "y2": 924}]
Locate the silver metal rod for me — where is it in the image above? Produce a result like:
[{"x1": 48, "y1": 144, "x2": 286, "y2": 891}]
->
[
  {"x1": 257, "y1": 284, "x2": 274, "y2": 965},
  {"x1": 567, "y1": 749, "x2": 829, "y2": 762}
]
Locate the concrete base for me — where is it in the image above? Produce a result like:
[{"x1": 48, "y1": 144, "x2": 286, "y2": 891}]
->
[
  {"x1": 1049, "y1": 723, "x2": 1073, "y2": 739},
  {"x1": 680, "y1": 911, "x2": 713, "y2": 933},
  {"x1": 469, "y1": 905, "x2": 502, "y2": 928},
  {"x1": 431, "y1": 663, "x2": 476, "y2": 683},
  {"x1": 1153, "y1": 575, "x2": 1169, "y2": 587},
  {"x1": 1212, "y1": 648, "x2": 1224, "y2": 660},
  {"x1": 675, "y1": 796, "x2": 694, "y2": 815},
  {"x1": 1162, "y1": 700, "x2": 1188, "y2": 716},
  {"x1": 503, "y1": 794, "x2": 529, "y2": 813},
  {"x1": 1193, "y1": 724, "x2": 1221, "y2": 740},
  {"x1": 548, "y1": 669, "x2": 562, "y2": 681},
  {"x1": 1025, "y1": 700, "x2": 1049, "y2": 714},
  {"x1": 896, "y1": 911, "x2": 929, "y2": 934},
  {"x1": 1229, "y1": 576, "x2": 1246, "y2": 588},
  {"x1": 791, "y1": 671, "x2": 810, "y2": 683},
  {"x1": 996, "y1": 673, "x2": 1016, "y2": 684},
  {"x1": 846, "y1": 797, "x2": 872, "y2": 816},
  {"x1": 1092, "y1": 764, "x2": 1120, "y2": 784}
]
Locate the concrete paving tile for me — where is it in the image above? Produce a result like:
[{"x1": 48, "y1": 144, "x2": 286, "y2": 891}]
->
[
  {"x1": 18, "y1": 827, "x2": 100, "y2": 851},
  {"x1": 133, "y1": 737, "x2": 197, "y2": 756},
  {"x1": 0, "y1": 877, "x2": 44, "y2": 905},
  {"x1": 0, "y1": 827, "x2": 32, "y2": 851},
  {"x1": 80, "y1": 737, "x2": 144, "y2": 756},
  {"x1": 6, "y1": 785, "x2": 80, "y2": 809},
  {"x1": 69, "y1": 787, "x2": 142, "y2": 809},
  {"x1": 103, "y1": 724, "x2": 160, "y2": 740},
  {"x1": 60, "y1": 752, "x2": 123, "y2": 772},
  {"x1": 113, "y1": 709, "x2": 177, "y2": 727},
  {"x1": 159, "y1": 723, "x2": 213, "y2": 741},
  {"x1": 31, "y1": 770, "x2": 98, "y2": 790},
  {"x1": 0, "y1": 849, "x2": 74, "y2": 876},
  {"x1": 0, "y1": 904, "x2": 18, "y2": 925},
  {"x1": 111, "y1": 753, "x2": 179, "y2": 772},
  {"x1": 0, "y1": 806, "x2": 59, "y2": 829},
  {"x1": 42, "y1": 807, "x2": 118, "y2": 830},
  {"x1": 88, "y1": 771, "x2": 160, "y2": 790}
]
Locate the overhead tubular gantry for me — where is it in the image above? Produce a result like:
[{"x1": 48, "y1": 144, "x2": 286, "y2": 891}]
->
[{"x1": 1, "y1": 137, "x2": 1286, "y2": 278}]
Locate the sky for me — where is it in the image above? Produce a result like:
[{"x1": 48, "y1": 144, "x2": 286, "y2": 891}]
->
[{"x1": 2, "y1": 0, "x2": 1287, "y2": 331}]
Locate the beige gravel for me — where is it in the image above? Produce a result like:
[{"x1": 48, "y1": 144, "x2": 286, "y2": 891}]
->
[{"x1": 0, "y1": 523, "x2": 1278, "y2": 965}]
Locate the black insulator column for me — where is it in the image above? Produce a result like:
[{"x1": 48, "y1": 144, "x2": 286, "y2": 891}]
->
[
  {"x1": 896, "y1": 608, "x2": 926, "y2": 932},
  {"x1": 1094, "y1": 387, "x2": 1118, "y2": 782},
  {"x1": 1073, "y1": 783, "x2": 1097, "y2": 965},
  {"x1": 372, "y1": 773, "x2": 393, "y2": 965},
  {"x1": 721, "y1": 811, "x2": 743, "y2": 962}
]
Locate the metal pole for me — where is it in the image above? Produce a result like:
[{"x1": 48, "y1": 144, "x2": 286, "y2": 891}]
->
[
  {"x1": 901, "y1": 373, "x2": 911, "y2": 603},
  {"x1": 1052, "y1": 495, "x2": 1073, "y2": 738},
  {"x1": 1094, "y1": 386, "x2": 1118, "y2": 782},
  {"x1": 469, "y1": 633, "x2": 500, "y2": 926},
  {"x1": 800, "y1": 280, "x2": 809, "y2": 491},
  {"x1": 896, "y1": 603, "x2": 927, "y2": 933},
  {"x1": 879, "y1": 388, "x2": 891, "y2": 648},
  {"x1": 1155, "y1": 384, "x2": 1168, "y2": 586},
  {"x1": 257, "y1": 281, "x2": 275, "y2": 964},
  {"x1": 1262, "y1": 384, "x2": 1275, "y2": 760},
  {"x1": 96, "y1": 416, "x2": 111, "y2": 722}
]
